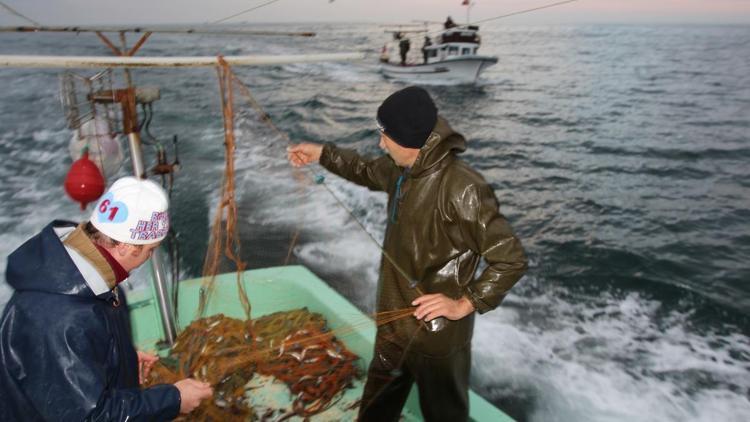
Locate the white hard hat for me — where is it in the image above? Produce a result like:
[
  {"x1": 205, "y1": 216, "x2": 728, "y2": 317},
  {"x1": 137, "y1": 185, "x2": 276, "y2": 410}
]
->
[{"x1": 90, "y1": 176, "x2": 170, "y2": 245}]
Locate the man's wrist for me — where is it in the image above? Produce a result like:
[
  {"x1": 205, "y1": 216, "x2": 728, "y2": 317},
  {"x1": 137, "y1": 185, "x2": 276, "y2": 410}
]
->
[
  {"x1": 319, "y1": 142, "x2": 333, "y2": 167},
  {"x1": 458, "y1": 296, "x2": 475, "y2": 317}
]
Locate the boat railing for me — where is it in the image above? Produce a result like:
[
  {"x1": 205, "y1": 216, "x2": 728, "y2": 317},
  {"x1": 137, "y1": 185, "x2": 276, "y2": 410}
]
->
[{"x1": 438, "y1": 26, "x2": 480, "y2": 45}]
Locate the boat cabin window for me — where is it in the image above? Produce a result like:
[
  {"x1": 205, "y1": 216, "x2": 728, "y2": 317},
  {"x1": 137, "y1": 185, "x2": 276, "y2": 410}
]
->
[
  {"x1": 473, "y1": 47, "x2": 478, "y2": 54},
  {"x1": 462, "y1": 47, "x2": 472, "y2": 55},
  {"x1": 448, "y1": 46, "x2": 459, "y2": 56}
]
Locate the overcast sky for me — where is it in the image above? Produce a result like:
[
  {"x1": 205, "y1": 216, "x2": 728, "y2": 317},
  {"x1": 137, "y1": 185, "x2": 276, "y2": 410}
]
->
[{"x1": 2, "y1": 0, "x2": 749, "y2": 26}]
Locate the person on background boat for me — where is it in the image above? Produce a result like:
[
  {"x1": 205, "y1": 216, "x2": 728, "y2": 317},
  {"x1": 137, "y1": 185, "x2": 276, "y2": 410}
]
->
[
  {"x1": 422, "y1": 36, "x2": 432, "y2": 63},
  {"x1": 287, "y1": 86, "x2": 527, "y2": 422},
  {"x1": 444, "y1": 16, "x2": 457, "y2": 29},
  {"x1": 0, "y1": 177, "x2": 213, "y2": 421},
  {"x1": 399, "y1": 35, "x2": 411, "y2": 66},
  {"x1": 380, "y1": 44, "x2": 390, "y2": 63}
]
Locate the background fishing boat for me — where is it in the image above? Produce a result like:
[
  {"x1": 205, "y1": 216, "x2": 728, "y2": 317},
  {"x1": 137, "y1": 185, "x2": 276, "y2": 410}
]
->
[{"x1": 380, "y1": 24, "x2": 498, "y2": 84}]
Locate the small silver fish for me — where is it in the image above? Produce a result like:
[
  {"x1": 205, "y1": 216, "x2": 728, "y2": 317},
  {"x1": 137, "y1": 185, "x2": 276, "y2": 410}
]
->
[{"x1": 326, "y1": 349, "x2": 344, "y2": 360}]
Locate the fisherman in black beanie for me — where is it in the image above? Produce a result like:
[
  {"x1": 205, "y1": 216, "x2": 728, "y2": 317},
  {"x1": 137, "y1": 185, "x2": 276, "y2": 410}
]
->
[
  {"x1": 287, "y1": 87, "x2": 527, "y2": 422},
  {"x1": 376, "y1": 86, "x2": 437, "y2": 149}
]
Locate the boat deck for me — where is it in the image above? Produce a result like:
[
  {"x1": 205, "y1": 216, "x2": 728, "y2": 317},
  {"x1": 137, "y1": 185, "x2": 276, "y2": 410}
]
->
[{"x1": 128, "y1": 265, "x2": 513, "y2": 421}]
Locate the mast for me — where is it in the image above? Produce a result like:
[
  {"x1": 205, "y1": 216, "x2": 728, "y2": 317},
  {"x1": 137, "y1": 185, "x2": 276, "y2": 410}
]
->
[
  {"x1": 117, "y1": 31, "x2": 174, "y2": 345},
  {"x1": 0, "y1": 26, "x2": 316, "y2": 37}
]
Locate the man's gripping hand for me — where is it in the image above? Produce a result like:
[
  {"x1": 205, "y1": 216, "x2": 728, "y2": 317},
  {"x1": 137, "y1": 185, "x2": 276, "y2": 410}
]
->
[
  {"x1": 174, "y1": 379, "x2": 213, "y2": 414},
  {"x1": 412, "y1": 294, "x2": 475, "y2": 322}
]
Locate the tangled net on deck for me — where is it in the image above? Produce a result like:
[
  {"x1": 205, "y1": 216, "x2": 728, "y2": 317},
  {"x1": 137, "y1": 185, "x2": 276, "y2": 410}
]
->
[{"x1": 146, "y1": 309, "x2": 360, "y2": 421}]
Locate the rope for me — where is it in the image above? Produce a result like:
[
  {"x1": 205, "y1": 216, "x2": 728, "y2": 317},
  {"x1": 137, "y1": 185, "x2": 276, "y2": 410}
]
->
[
  {"x1": 197, "y1": 56, "x2": 251, "y2": 320},
  {"x1": 387, "y1": 0, "x2": 582, "y2": 51},
  {"x1": 212, "y1": 0, "x2": 285, "y2": 24},
  {"x1": 473, "y1": 0, "x2": 581, "y2": 25},
  {"x1": 0, "y1": 1, "x2": 40, "y2": 26}
]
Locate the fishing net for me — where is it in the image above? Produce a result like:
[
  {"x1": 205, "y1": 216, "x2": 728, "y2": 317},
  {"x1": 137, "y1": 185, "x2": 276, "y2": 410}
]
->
[
  {"x1": 196, "y1": 57, "x2": 250, "y2": 321},
  {"x1": 146, "y1": 309, "x2": 360, "y2": 420},
  {"x1": 146, "y1": 57, "x2": 425, "y2": 420},
  {"x1": 142, "y1": 59, "x2": 365, "y2": 420},
  {"x1": 148, "y1": 314, "x2": 255, "y2": 420}
]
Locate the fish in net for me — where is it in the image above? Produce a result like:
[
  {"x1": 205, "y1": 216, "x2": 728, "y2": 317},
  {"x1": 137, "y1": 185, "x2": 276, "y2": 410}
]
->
[{"x1": 146, "y1": 308, "x2": 360, "y2": 421}]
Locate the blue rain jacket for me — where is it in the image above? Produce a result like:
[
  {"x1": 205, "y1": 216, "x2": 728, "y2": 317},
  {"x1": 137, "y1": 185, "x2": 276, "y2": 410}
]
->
[{"x1": 0, "y1": 221, "x2": 180, "y2": 421}]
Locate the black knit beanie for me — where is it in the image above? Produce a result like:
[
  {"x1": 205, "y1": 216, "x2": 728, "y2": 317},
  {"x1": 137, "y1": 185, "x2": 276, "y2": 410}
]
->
[{"x1": 376, "y1": 86, "x2": 438, "y2": 149}]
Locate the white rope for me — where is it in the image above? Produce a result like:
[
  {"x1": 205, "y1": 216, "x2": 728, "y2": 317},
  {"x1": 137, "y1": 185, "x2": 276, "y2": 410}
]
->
[
  {"x1": 418, "y1": 0, "x2": 583, "y2": 39},
  {"x1": 473, "y1": 0, "x2": 580, "y2": 25},
  {"x1": 213, "y1": 0, "x2": 285, "y2": 24},
  {"x1": 0, "y1": 1, "x2": 40, "y2": 26}
]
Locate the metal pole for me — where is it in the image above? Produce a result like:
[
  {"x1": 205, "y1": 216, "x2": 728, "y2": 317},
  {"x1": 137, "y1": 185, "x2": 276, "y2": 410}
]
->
[
  {"x1": 128, "y1": 132, "x2": 176, "y2": 345},
  {"x1": 117, "y1": 29, "x2": 178, "y2": 344},
  {"x1": 150, "y1": 249, "x2": 177, "y2": 344},
  {"x1": 129, "y1": 125, "x2": 177, "y2": 347},
  {"x1": 127, "y1": 132, "x2": 145, "y2": 177},
  {"x1": 0, "y1": 52, "x2": 368, "y2": 68}
]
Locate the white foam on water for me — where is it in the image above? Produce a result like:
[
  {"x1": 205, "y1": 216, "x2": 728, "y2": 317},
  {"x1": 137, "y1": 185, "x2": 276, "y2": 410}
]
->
[
  {"x1": 222, "y1": 126, "x2": 750, "y2": 422},
  {"x1": 472, "y1": 283, "x2": 750, "y2": 422},
  {"x1": 294, "y1": 236, "x2": 380, "y2": 307},
  {"x1": 227, "y1": 124, "x2": 746, "y2": 421},
  {"x1": 0, "y1": 127, "x2": 83, "y2": 310},
  {"x1": 231, "y1": 122, "x2": 388, "y2": 242},
  {"x1": 229, "y1": 125, "x2": 388, "y2": 307},
  {"x1": 252, "y1": 158, "x2": 744, "y2": 421},
  {"x1": 319, "y1": 62, "x2": 384, "y2": 84},
  {"x1": 0, "y1": 282, "x2": 11, "y2": 310}
]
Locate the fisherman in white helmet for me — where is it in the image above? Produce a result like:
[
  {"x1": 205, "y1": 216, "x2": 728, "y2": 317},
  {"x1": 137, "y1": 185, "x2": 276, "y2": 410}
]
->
[{"x1": 0, "y1": 177, "x2": 213, "y2": 421}]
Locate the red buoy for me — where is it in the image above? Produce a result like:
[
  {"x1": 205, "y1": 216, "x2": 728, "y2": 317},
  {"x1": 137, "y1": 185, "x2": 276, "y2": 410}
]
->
[{"x1": 64, "y1": 150, "x2": 105, "y2": 210}]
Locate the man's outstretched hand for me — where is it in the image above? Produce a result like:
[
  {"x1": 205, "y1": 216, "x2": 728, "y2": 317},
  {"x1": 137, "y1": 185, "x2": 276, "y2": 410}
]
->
[{"x1": 287, "y1": 143, "x2": 323, "y2": 167}]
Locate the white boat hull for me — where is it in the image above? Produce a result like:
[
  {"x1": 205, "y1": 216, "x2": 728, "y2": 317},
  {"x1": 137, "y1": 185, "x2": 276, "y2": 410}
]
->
[{"x1": 380, "y1": 56, "x2": 497, "y2": 84}]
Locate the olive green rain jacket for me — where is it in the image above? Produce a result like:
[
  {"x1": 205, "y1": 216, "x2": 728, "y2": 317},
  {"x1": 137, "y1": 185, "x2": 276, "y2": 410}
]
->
[{"x1": 320, "y1": 117, "x2": 528, "y2": 357}]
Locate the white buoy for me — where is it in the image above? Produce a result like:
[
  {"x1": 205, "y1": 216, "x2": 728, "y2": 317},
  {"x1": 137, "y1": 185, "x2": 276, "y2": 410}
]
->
[{"x1": 68, "y1": 117, "x2": 124, "y2": 177}]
